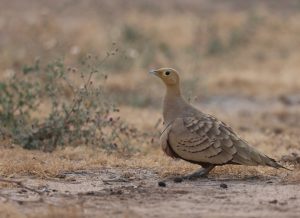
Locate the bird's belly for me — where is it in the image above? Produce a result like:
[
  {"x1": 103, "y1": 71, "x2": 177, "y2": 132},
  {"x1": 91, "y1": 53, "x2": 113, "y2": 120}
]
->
[
  {"x1": 171, "y1": 145, "x2": 211, "y2": 163},
  {"x1": 162, "y1": 142, "x2": 179, "y2": 159}
]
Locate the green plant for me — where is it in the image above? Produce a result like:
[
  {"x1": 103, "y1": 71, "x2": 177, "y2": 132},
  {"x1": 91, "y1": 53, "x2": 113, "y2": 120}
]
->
[
  {"x1": 0, "y1": 76, "x2": 40, "y2": 133},
  {"x1": 0, "y1": 48, "x2": 141, "y2": 154}
]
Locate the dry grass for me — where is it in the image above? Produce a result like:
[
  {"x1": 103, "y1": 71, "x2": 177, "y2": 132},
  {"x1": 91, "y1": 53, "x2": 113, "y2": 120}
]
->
[{"x1": 0, "y1": 142, "x2": 296, "y2": 181}]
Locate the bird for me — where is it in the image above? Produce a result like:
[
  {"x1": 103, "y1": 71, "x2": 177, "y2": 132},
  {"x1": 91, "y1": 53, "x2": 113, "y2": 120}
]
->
[{"x1": 149, "y1": 67, "x2": 288, "y2": 180}]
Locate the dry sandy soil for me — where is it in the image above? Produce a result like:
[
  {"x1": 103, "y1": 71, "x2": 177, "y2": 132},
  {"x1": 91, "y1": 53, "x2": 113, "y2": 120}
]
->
[{"x1": 0, "y1": 167, "x2": 299, "y2": 218}]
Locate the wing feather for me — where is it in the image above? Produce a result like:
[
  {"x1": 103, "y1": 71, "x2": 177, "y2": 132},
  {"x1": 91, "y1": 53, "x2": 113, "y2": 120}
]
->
[
  {"x1": 161, "y1": 115, "x2": 284, "y2": 168},
  {"x1": 167, "y1": 116, "x2": 235, "y2": 164}
]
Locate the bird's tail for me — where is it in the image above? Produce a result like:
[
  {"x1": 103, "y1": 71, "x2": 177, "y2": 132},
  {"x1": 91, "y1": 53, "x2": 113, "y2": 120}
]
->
[
  {"x1": 232, "y1": 140, "x2": 292, "y2": 170},
  {"x1": 265, "y1": 157, "x2": 292, "y2": 171}
]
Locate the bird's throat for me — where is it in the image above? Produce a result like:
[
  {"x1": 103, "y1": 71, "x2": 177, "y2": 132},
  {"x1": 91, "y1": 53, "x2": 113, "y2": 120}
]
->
[
  {"x1": 166, "y1": 84, "x2": 181, "y2": 96},
  {"x1": 163, "y1": 85, "x2": 185, "y2": 125}
]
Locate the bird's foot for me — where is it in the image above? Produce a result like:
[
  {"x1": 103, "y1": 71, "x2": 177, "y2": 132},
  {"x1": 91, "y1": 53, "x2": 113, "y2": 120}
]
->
[
  {"x1": 158, "y1": 166, "x2": 215, "y2": 185},
  {"x1": 158, "y1": 170, "x2": 208, "y2": 185}
]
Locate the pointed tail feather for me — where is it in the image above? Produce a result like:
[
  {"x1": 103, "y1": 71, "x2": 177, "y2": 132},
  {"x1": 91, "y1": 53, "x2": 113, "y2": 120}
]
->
[
  {"x1": 265, "y1": 156, "x2": 292, "y2": 171},
  {"x1": 232, "y1": 141, "x2": 292, "y2": 170}
]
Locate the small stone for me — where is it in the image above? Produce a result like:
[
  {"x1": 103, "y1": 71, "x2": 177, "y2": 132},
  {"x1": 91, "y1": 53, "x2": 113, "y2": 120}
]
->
[
  {"x1": 269, "y1": 199, "x2": 278, "y2": 204},
  {"x1": 158, "y1": 181, "x2": 166, "y2": 187},
  {"x1": 115, "y1": 190, "x2": 123, "y2": 195},
  {"x1": 220, "y1": 183, "x2": 228, "y2": 189}
]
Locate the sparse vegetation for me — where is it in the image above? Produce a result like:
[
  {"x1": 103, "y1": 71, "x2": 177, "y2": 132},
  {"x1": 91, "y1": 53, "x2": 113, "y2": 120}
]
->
[{"x1": 0, "y1": 49, "x2": 143, "y2": 153}]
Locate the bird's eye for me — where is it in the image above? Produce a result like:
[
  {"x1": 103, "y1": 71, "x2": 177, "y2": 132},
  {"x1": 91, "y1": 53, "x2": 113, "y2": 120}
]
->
[{"x1": 165, "y1": 71, "x2": 170, "y2": 76}]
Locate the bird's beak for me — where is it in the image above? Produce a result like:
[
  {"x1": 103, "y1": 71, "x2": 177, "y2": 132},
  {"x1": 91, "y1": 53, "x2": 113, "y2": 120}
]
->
[{"x1": 148, "y1": 69, "x2": 160, "y2": 76}]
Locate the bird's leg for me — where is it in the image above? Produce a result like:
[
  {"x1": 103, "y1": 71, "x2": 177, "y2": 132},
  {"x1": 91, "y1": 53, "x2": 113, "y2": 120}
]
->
[
  {"x1": 158, "y1": 165, "x2": 215, "y2": 184},
  {"x1": 175, "y1": 165, "x2": 215, "y2": 181}
]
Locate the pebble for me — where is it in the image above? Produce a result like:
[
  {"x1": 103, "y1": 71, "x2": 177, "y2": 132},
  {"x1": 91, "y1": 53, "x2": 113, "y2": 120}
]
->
[
  {"x1": 158, "y1": 181, "x2": 166, "y2": 187},
  {"x1": 220, "y1": 183, "x2": 228, "y2": 189},
  {"x1": 269, "y1": 199, "x2": 278, "y2": 204}
]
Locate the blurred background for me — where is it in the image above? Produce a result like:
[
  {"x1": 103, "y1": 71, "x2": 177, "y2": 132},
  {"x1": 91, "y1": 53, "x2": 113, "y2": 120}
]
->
[
  {"x1": 2, "y1": 0, "x2": 300, "y2": 95},
  {"x1": 1, "y1": 0, "x2": 300, "y2": 100},
  {"x1": 1, "y1": 0, "x2": 300, "y2": 157}
]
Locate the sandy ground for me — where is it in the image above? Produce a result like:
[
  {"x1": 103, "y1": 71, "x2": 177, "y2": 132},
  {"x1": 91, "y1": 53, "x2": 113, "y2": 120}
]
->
[
  {"x1": 1, "y1": 95, "x2": 300, "y2": 218},
  {"x1": 0, "y1": 167, "x2": 299, "y2": 218}
]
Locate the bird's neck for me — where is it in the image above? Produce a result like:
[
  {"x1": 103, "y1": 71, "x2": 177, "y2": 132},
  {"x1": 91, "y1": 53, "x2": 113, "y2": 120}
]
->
[
  {"x1": 163, "y1": 84, "x2": 189, "y2": 125},
  {"x1": 166, "y1": 84, "x2": 181, "y2": 97}
]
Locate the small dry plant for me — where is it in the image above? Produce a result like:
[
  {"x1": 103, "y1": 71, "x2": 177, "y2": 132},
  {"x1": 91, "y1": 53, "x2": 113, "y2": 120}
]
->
[{"x1": 0, "y1": 46, "x2": 140, "y2": 153}]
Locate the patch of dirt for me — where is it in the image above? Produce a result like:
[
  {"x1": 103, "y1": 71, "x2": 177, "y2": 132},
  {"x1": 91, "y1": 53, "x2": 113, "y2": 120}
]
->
[{"x1": 1, "y1": 168, "x2": 299, "y2": 218}]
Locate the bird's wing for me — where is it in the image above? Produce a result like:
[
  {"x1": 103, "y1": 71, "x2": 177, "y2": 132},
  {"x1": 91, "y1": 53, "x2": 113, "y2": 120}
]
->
[
  {"x1": 167, "y1": 115, "x2": 283, "y2": 168},
  {"x1": 160, "y1": 122, "x2": 179, "y2": 158}
]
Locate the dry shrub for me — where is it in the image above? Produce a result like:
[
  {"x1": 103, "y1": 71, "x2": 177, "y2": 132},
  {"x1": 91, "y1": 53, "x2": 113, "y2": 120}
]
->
[{"x1": 0, "y1": 50, "x2": 145, "y2": 154}]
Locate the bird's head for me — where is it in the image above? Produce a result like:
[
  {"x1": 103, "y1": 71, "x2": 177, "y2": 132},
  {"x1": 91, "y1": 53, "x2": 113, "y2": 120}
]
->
[{"x1": 149, "y1": 68, "x2": 180, "y2": 86}]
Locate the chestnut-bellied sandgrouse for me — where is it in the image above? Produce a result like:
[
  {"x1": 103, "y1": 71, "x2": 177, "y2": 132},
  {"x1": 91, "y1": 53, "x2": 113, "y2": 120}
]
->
[{"x1": 150, "y1": 68, "x2": 287, "y2": 180}]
